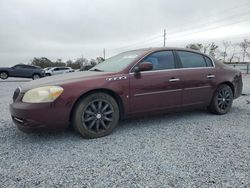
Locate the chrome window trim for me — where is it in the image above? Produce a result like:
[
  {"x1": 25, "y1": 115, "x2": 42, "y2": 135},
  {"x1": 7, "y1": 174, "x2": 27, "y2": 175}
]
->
[
  {"x1": 129, "y1": 50, "x2": 215, "y2": 74},
  {"x1": 129, "y1": 66, "x2": 215, "y2": 75}
]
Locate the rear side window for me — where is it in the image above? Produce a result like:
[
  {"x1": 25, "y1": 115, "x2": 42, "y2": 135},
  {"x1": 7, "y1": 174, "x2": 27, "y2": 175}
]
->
[
  {"x1": 177, "y1": 51, "x2": 207, "y2": 68},
  {"x1": 141, "y1": 51, "x2": 175, "y2": 71}
]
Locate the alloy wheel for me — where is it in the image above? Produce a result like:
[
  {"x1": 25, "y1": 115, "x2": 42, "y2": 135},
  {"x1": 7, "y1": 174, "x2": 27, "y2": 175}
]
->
[
  {"x1": 217, "y1": 87, "x2": 232, "y2": 111},
  {"x1": 82, "y1": 100, "x2": 114, "y2": 133},
  {"x1": 0, "y1": 72, "x2": 8, "y2": 79}
]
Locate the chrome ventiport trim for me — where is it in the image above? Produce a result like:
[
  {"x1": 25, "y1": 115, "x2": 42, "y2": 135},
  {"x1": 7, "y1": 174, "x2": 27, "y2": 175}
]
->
[{"x1": 106, "y1": 76, "x2": 127, "y2": 81}]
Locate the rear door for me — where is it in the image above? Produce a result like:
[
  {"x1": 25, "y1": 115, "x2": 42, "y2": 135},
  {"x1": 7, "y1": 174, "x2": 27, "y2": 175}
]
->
[
  {"x1": 129, "y1": 50, "x2": 182, "y2": 113},
  {"x1": 52, "y1": 68, "x2": 62, "y2": 75},
  {"x1": 175, "y1": 50, "x2": 216, "y2": 106}
]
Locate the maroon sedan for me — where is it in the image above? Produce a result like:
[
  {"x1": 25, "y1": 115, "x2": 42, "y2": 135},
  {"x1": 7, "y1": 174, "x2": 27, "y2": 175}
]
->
[{"x1": 10, "y1": 48, "x2": 243, "y2": 138}]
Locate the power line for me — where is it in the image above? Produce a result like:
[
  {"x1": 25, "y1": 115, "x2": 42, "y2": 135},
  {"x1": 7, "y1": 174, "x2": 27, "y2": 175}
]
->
[
  {"x1": 116, "y1": 15, "x2": 250, "y2": 51},
  {"x1": 114, "y1": 34, "x2": 162, "y2": 51},
  {"x1": 166, "y1": 18, "x2": 250, "y2": 41},
  {"x1": 168, "y1": 9, "x2": 250, "y2": 36},
  {"x1": 167, "y1": 1, "x2": 250, "y2": 34},
  {"x1": 109, "y1": 2, "x2": 250, "y2": 52}
]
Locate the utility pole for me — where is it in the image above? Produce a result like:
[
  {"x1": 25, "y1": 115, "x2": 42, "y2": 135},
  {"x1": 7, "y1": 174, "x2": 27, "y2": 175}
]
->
[
  {"x1": 103, "y1": 48, "x2": 106, "y2": 60},
  {"x1": 163, "y1": 28, "x2": 166, "y2": 47}
]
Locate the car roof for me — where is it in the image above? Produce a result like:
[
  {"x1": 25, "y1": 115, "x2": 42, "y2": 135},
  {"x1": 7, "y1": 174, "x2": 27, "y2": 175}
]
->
[{"x1": 15, "y1": 64, "x2": 40, "y2": 68}]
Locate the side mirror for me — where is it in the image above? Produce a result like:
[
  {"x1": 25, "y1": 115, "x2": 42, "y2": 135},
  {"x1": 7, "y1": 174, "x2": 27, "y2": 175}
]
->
[{"x1": 134, "y1": 62, "x2": 153, "y2": 73}]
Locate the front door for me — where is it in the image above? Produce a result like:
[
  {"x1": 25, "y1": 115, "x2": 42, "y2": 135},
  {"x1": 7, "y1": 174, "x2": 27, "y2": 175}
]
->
[{"x1": 129, "y1": 50, "x2": 182, "y2": 113}]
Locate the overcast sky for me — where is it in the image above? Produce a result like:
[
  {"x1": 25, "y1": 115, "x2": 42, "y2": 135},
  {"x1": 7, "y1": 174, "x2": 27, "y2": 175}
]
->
[{"x1": 0, "y1": 0, "x2": 250, "y2": 66}]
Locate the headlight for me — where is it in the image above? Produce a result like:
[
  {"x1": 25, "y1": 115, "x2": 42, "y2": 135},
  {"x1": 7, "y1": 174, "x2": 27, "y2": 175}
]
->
[{"x1": 22, "y1": 86, "x2": 64, "y2": 103}]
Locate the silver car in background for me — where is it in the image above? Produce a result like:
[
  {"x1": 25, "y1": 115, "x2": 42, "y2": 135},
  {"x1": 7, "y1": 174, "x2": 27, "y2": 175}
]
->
[{"x1": 45, "y1": 67, "x2": 74, "y2": 76}]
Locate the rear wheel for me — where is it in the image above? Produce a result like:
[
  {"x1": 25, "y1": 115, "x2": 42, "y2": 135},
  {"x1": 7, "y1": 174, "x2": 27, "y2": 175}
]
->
[
  {"x1": 208, "y1": 84, "x2": 233, "y2": 115},
  {"x1": 72, "y1": 93, "x2": 119, "y2": 138},
  {"x1": 0, "y1": 72, "x2": 8, "y2": 80},
  {"x1": 32, "y1": 74, "x2": 40, "y2": 80}
]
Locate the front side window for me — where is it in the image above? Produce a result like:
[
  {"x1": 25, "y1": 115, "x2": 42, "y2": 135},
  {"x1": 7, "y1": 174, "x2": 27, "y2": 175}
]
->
[
  {"x1": 140, "y1": 51, "x2": 175, "y2": 71},
  {"x1": 177, "y1": 51, "x2": 207, "y2": 68}
]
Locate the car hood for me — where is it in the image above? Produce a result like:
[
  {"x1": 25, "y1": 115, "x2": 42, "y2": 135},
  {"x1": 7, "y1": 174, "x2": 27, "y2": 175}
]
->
[
  {"x1": 20, "y1": 71, "x2": 114, "y2": 92},
  {"x1": 0, "y1": 67, "x2": 10, "y2": 70}
]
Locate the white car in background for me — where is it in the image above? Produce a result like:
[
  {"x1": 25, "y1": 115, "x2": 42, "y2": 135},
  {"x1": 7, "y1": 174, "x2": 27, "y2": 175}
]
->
[{"x1": 45, "y1": 67, "x2": 74, "y2": 76}]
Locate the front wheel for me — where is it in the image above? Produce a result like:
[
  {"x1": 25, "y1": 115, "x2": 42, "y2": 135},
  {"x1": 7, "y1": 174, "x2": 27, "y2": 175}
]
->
[
  {"x1": 208, "y1": 84, "x2": 233, "y2": 115},
  {"x1": 72, "y1": 93, "x2": 119, "y2": 139},
  {"x1": 0, "y1": 72, "x2": 8, "y2": 80}
]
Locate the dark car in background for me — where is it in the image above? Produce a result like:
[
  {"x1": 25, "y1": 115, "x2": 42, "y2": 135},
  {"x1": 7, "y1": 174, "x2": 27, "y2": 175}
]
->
[
  {"x1": 10, "y1": 48, "x2": 242, "y2": 139},
  {"x1": 0, "y1": 64, "x2": 45, "y2": 80}
]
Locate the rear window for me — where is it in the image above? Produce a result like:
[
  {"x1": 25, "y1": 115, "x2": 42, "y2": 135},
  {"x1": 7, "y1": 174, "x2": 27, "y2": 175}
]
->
[{"x1": 177, "y1": 51, "x2": 207, "y2": 68}]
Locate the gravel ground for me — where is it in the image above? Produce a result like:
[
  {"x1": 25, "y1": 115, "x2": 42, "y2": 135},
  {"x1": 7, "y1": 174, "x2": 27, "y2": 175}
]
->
[{"x1": 0, "y1": 76, "x2": 250, "y2": 188}]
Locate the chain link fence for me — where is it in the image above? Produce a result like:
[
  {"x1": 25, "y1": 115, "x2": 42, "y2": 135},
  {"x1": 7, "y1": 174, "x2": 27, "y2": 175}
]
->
[{"x1": 225, "y1": 63, "x2": 250, "y2": 74}]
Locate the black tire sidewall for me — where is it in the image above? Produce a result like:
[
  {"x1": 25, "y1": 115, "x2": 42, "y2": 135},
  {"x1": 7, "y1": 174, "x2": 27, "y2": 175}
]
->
[
  {"x1": 73, "y1": 93, "x2": 119, "y2": 138},
  {"x1": 0, "y1": 72, "x2": 8, "y2": 80}
]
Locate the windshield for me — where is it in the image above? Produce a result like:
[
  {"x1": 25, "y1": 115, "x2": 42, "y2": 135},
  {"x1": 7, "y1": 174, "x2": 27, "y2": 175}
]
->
[{"x1": 89, "y1": 50, "x2": 145, "y2": 72}]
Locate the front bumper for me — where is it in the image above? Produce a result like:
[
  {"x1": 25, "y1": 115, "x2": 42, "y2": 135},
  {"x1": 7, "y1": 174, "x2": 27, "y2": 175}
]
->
[{"x1": 10, "y1": 100, "x2": 70, "y2": 132}]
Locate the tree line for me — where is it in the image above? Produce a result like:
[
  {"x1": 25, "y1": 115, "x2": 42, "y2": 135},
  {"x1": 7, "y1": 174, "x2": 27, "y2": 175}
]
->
[
  {"x1": 186, "y1": 39, "x2": 250, "y2": 63},
  {"x1": 31, "y1": 56, "x2": 105, "y2": 70},
  {"x1": 30, "y1": 38, "x2": 250, "y2": 69}
]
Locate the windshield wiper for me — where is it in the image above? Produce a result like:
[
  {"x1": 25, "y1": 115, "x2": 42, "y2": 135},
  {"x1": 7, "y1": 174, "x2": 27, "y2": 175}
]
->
[{"x1": 89, "y1": 68, "x2": 104, "y2": 72}]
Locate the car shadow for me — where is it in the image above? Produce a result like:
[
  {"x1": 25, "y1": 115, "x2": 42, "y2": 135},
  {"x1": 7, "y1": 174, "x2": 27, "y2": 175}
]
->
[
  {"x1": 10, "y1": 105, "x2": 245, "y2": 143},
  {"x1": 12, "y1": 108, "x2": 211, "y2": 142}
]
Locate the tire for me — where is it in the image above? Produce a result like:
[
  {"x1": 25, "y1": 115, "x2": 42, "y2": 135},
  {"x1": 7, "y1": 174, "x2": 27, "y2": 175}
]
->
[
  {"x1": 0, "y1": 72, "x2": 8, "y2": 80},
  {"x1": 32, "y1": 74, "x2": 40, "y2": 80},
  {"x1": 46, "y1": 73, "x2": 51, "y2": 76},
  {"x1": 208, "y1": 84, "x2": 233, "y2": 115},
  {"x1": 72, "y1": 93, "x2": 119, "y2": 139}
]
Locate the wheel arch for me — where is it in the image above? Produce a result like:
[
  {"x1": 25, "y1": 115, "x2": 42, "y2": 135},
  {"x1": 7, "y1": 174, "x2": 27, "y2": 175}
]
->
[
  {"x1": 0, "y1": 70, "x2": 9, "y2": 75},
  {"x1": 32, "y1": 72, "x2": 41, "y2": 77},
  {"x1": 218, "y1": 81, "x2": 235, "y2": 97},
  {"x1": 69, "y1": 88, "x2": 125, "y2": 124}
]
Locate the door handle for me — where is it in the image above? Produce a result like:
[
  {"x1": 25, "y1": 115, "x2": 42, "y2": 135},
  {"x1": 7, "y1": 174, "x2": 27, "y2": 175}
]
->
[
  {"x1": 207, "y1": 74, "x2": 215, "y2": 79},
  {"x1": 169, "y1": 78, "x2": 180, "y2": 82}
]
